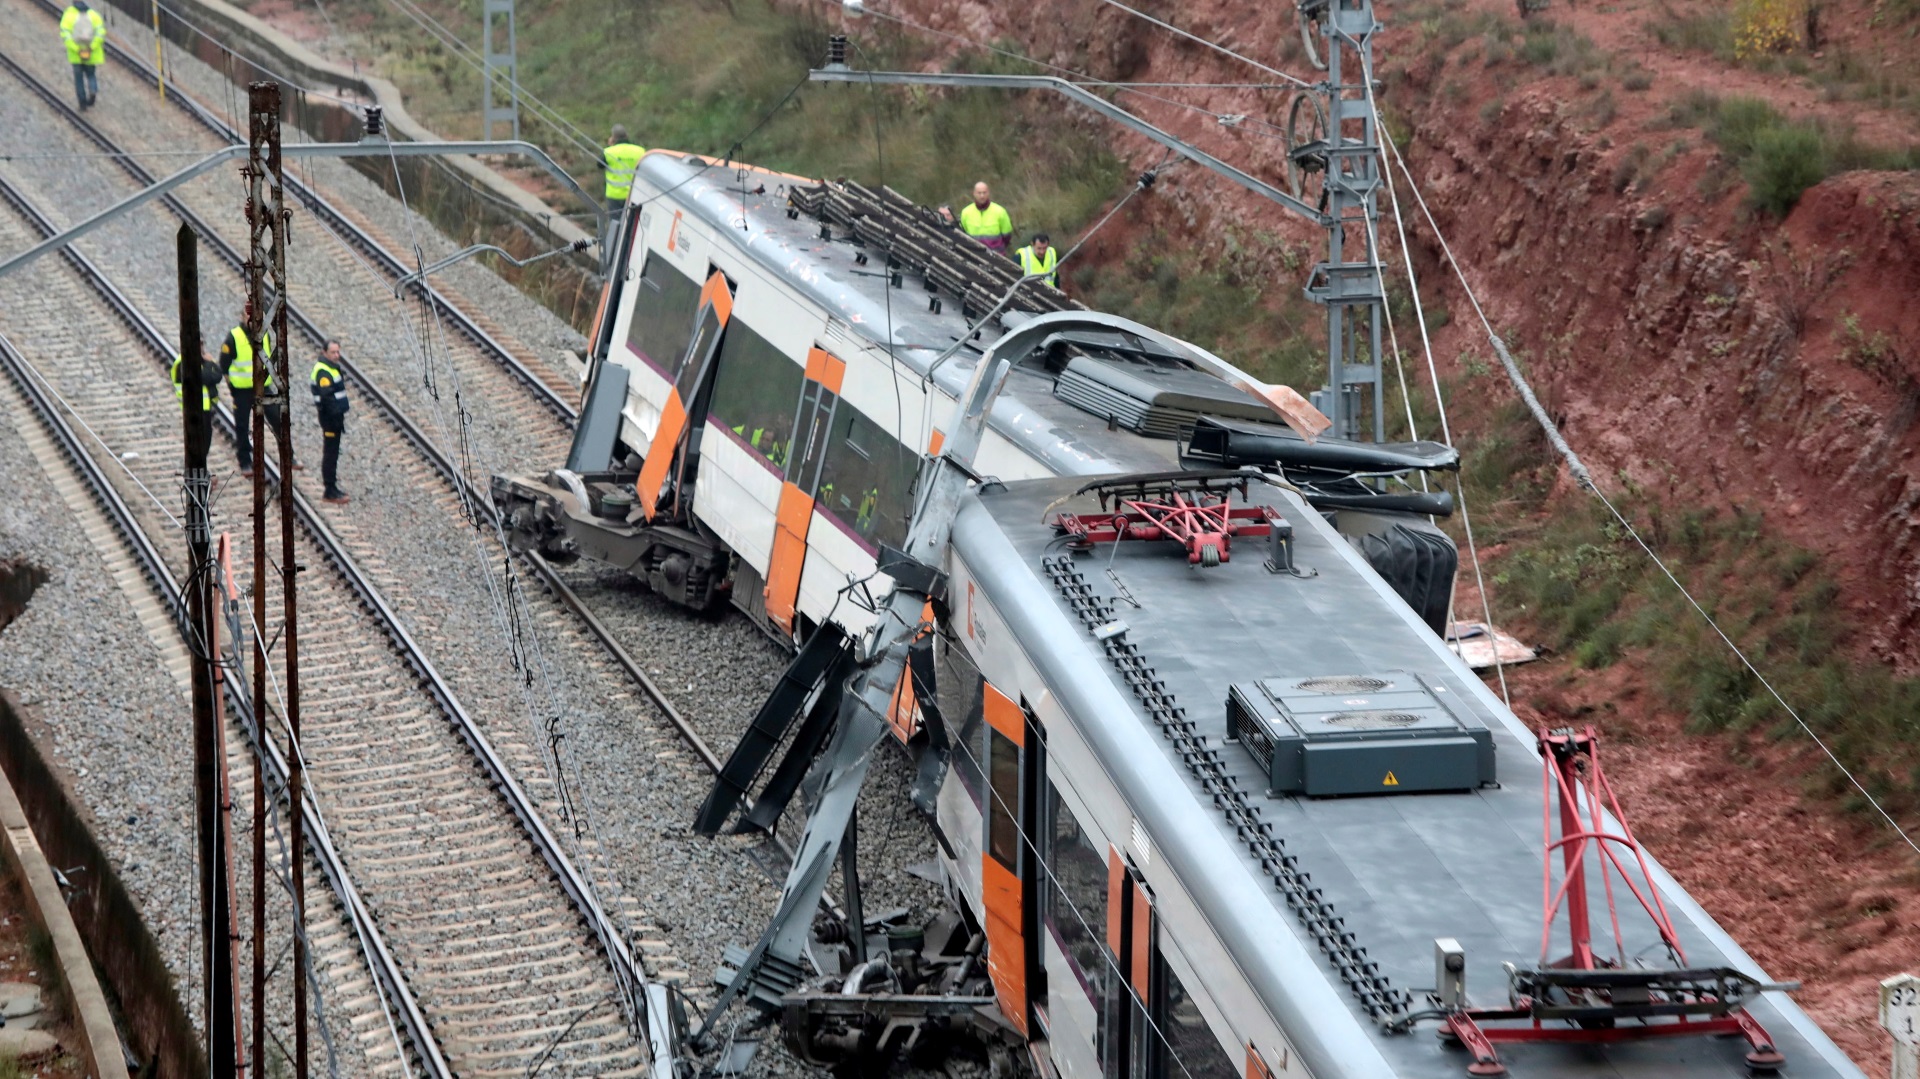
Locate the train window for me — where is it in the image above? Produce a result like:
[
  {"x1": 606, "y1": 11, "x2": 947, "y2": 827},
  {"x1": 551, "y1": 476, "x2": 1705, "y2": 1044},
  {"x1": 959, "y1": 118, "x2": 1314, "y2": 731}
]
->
[
  {"x1": 816, "y1": 406, "x2": 916, "y2": 550},
  {"x1": 1158, "y1": 961, "x2": 1237, "y2": 1079},
  {"x1": 988, "y1": 727, "x2": 1021, "y2": 867},
  {"x1": 1046, "y1": 786, "x2": 1108, "y2": 1006},
  {"x1": 938, "y1": 639, "x2": 985, "y2": 805},
  {"x1": 624, "y1": 254, "x2": 703, "y2": 371},
  {"x1": 708, "y1": 319, "x2": 804, "y2": 473}
]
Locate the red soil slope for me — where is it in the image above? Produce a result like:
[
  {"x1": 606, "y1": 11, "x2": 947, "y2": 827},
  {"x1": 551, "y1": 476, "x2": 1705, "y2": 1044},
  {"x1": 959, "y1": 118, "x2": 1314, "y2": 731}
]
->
[{"x1": 851, "y1": 1, "x2": 1920, "y2": 1072}]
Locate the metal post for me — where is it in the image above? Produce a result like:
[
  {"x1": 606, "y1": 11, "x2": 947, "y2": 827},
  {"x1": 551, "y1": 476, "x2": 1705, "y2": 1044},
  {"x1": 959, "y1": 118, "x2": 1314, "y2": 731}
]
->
[
  {"x1": 242, "y1": 105, "x2": 271, "y2": 1079},
  {"x1": 211, "y1": 537, "x2": 250, "y2": 1076},
  {"x1": 149, "y1": 0, "x2": 166, "y2": 101},
  {"x1": 1303, "y1": 0, "x2": 1386, "y2": 442},
  {"x1": 180, "y1": 223, "x2": 239, "y2": 1079},
  {"x1": 247, "y1": 80, "x2": 306, "y2": 1079},
  {"x1": 482, "y1": 0, "x2": 519, "y2": 142}
]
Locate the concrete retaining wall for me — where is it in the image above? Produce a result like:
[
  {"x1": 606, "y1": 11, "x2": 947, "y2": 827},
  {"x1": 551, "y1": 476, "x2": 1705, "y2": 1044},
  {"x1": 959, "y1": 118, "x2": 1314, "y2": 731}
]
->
[{"x1": 0, "y1": 690, "x2": 201, "y2": 1078}]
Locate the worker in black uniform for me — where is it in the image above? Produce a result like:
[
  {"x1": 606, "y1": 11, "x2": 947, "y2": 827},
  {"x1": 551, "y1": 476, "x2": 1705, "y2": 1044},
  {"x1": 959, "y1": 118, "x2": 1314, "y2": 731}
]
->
[
  {"x1": 310, "y1": 339, "x2": 351, "y2": 504},
  {"x1": 218, "y1": 316, "x2": 288, "y2": 476}
]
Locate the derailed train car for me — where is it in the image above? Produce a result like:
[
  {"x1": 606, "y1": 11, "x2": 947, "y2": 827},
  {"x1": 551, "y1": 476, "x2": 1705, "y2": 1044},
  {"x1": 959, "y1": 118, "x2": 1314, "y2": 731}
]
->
[{"x1": 493, "y1": 151, "x2": 1865, "y2": 1079}]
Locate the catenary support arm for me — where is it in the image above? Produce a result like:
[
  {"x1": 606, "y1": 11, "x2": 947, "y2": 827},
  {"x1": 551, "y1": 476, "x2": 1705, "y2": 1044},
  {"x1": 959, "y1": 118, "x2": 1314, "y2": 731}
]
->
[
  {"x1": 0, "y1": 138, "x2": 601, "y2": 281},
  {"x1": 809, "y1": 68, "x2": 1327, "y2": 224}
]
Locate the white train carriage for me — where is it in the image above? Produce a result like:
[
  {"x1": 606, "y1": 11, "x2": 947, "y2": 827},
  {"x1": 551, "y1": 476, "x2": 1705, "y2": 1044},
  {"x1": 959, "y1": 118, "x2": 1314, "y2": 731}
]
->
[{"x1": 493, "y1": 151, "x2": 1864, "y2": 1079}]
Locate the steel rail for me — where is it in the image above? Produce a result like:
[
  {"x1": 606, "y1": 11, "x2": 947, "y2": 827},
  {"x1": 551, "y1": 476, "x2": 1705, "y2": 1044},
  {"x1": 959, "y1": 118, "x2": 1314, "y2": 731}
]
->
[
  {"x1": 0, "y1": 321, "x2": 449, "y2": 1079},
  {"x1": 0, "y1": 40, "x2": 727, "y2": 805},
  {"x1": 9, "y1": 0, "x2": 826, "y2": 929},
  {"x1": 0, "y1": 44, "x2": 573, "y2": 418},
  {"x1": 0, "y1": 29, "x2": 750, "y2": 842},
  {"x1": 26, "y1": 0, "x2": 584, "y2": 426},
  {"x1": 0, "y1": 168, "x2": 665, "y2": 1064}
]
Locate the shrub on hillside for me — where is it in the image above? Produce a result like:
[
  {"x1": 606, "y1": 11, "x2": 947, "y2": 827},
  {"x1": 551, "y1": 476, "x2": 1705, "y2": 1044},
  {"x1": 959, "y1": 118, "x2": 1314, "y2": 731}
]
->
[
  {"x1": 1742, "y1": 124, "x2": 1828, "y2": 215},
  {"x1": 1732, "y1": 0, "x2": 1805, "y2": 56}
]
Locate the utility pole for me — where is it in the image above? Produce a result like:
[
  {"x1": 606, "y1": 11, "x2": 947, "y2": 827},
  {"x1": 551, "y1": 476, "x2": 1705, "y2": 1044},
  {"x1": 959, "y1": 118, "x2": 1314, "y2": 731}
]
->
[
  {"x1": 1295, "y1": 0, "x2": 1387, "y2": 442},
  {"x1": 244, "y1": 200, "x2": 270, "y2": 1079},
  {"x1": 245, "y1": 81, "x2": 306, "y2": 1079},
  {"x1": 179, "y1": 223, "x2": 239, "y2": 1078},
  {"x1": 482, "y1": 0, "x2": 519, "y2": 141}
]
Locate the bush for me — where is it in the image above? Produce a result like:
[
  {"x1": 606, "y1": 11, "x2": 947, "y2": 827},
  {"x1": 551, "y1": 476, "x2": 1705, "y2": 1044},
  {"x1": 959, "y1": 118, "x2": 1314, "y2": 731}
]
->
[
  {"x1": 1732, "y1": 0, "x2": 1806, "y2": 56},
  {"x1": 1742, "y1": 123, "x2": 1828, "y2": 215},
  {"x1": 1671, "y1": 93, "x2": 1916, "y2": 215}
]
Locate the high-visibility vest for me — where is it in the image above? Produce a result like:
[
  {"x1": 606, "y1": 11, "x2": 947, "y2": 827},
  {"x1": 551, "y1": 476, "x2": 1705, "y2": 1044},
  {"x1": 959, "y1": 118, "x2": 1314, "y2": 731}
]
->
[
  {"x1": 60, "y1": 6, "x2": 105, "y2": 66},
  {"x1": 958, "y1": 202, "x2": 1012, "y2": 250},
  {"x1": 171, "y1": 355, "x2": 212, "y2": 410},
  {"x1": 226, "y1": 326, "x2": 274, "y2": 389},
  {"x1": 310, "y1": 360, "x2": 349, "y2": 414},
  {"x1": 1016, "y1": 244, "x2": 1059, "y2": 288},
  {"x1": 603, "y1": 143, "x2": 646, "y2": 202}
]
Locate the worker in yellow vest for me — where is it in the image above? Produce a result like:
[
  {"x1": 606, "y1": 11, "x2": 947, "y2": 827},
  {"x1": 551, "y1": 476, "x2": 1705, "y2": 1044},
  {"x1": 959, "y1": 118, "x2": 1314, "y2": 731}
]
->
[
  {"x1": 220, "y1": 321, "x2": 290, "y2": 477},
  {"x1": 603, "y1": 125, "x2": 645, "y2": 216},
  {"x1": 59, "y1": 0, "x2": 105, "y2": 109},
  {"x1": 940, "y1": 181, "x2": 1013, "y2": 255},
  {"x1": 1016, "y1": 233, "x2": 1060, "y2": 290},
  {"x1": 171, "y1": 348, "x2": 213, "y2": 412}
]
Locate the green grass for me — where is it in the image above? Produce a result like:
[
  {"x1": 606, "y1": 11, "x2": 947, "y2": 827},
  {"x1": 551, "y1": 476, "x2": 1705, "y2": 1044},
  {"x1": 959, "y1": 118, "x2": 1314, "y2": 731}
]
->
[
  {"x1": 312, "y1": 0, "x2": 1123, "y2": 240},
  {"x1": 1075, "y1": 229, "x2": 1323, "y2": 390},
  {"x1": 1647, "y1": 6, "x2": 1737, "y2": 59},
  {"x1": 1517, "y1": 19, "x2": 1607, "y2": 76}
]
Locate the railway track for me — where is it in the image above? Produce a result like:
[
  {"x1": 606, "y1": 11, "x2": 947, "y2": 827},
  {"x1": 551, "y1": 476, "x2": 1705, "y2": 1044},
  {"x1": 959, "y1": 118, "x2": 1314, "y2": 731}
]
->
[
  {"x1": 0, "y1": 5, "x2": 841, "y2": 1059},
  {"x1": 0, "y1": 21, "x2": 736, "y2": 807},
  {"x1": 0, "y1": 163, "x2": 656, "y2": 1075}
]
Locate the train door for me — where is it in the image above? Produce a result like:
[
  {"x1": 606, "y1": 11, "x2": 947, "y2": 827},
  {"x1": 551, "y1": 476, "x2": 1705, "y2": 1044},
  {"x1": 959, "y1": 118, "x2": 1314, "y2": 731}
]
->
[
  {"x1": 1101, "y1": 854, "x2": 1239, "y2": 1079},
  {"x1": 764, "y1": 347, "x2": 843, "y2": 634},
  {"x1": 982, "y1": 684, "x2": 1047, "y2": 1040},
  {"x1": 635, "y1": 270, "x2": 734, "y2": 519}
]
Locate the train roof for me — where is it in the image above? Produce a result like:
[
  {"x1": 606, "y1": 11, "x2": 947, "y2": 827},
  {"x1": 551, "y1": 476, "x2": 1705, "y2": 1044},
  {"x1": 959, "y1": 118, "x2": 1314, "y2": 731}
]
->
[
  {"x1": 634, "y1": 152, "x2": 1280, "y2": 476},
  {"x1": 950, "y1": 474, "x2": 1863, "y2": 1079}
]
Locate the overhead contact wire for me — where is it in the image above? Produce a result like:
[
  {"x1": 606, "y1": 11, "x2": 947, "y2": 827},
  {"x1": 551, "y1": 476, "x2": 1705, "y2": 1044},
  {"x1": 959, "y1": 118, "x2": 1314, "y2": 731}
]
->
[{"x1": 1381, "y1": 125, "x2": 1920, "y2": 859}]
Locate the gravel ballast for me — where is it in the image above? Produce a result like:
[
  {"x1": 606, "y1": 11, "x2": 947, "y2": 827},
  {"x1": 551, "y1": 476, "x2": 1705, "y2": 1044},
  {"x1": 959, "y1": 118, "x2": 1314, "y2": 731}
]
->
[{"x1": 0, "y1": 2, "x2": 954, "y2": 1074}]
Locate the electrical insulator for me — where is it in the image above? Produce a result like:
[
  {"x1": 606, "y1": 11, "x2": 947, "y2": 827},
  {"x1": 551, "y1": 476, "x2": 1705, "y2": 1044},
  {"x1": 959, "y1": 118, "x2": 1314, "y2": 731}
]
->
[
  {"x1": 365, "y1": 105, "x2": 384, "y2": 138},
  {"x1": 828, "y1": 34, "x2": 848, "y2": 67}
]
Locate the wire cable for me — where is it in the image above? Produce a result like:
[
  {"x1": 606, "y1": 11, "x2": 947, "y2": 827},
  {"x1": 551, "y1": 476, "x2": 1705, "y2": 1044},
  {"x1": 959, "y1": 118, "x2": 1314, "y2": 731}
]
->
[
  {"x1": 933, "y1": 668, "x2": 1205, "y2": 1079},
  {"x1": 1358, "y1": 68, "x2": 1510, "y2": 704},
  {"x1": 4, "y1": 335, "x2": 184, "y2": 529},
  {"x1": 1382, "y1": 127, "x2": 1920, "y2": 859},
  {"x1": 1097, "y1": 0, "x2": 1316, "y2": 89}
]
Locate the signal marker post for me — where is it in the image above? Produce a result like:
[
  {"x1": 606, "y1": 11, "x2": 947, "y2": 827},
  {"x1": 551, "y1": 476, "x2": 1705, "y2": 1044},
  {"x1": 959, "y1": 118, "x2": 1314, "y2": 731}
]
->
[{"x1": 1886, "y1": 974, "x2": 1919, "y2": 1079}]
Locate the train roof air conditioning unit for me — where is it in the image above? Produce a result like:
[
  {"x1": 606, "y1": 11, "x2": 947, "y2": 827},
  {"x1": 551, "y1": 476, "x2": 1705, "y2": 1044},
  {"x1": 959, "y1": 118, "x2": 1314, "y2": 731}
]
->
[
  {"x1": 1226, "y1": 671, "x2": 1495, "y2": 796},
  {"x1": 1053, "y1": 354, "x2": 1275, "y2": 439}
]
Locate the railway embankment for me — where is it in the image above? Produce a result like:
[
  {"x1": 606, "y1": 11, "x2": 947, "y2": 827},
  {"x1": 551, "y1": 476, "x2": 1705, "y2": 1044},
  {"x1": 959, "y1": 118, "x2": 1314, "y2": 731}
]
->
[{"x1": 0, "y1": 689, "x2": 172, "y2": 1079}]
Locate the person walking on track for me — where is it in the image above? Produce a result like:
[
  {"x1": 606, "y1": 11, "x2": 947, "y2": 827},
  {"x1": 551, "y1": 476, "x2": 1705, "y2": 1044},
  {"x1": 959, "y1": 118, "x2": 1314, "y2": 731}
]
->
[
  {"x1": 60, "y1": 0, "x2": 105, "y2": 109},
  {"x1": 603, "y1": 125, "x2": 645, "y2": 217},
  {"x1": 311, "y1": 339, "x2": 351, "y2": 504},
  {"x1": 219, "y1": 315, "x2": 288, "y2": 477}
]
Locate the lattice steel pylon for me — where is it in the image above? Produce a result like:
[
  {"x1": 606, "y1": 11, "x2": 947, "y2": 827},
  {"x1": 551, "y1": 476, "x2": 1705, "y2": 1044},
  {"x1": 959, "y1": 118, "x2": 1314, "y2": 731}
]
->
[
  {"x1": 482, "y1": 0, "x2": 519, "y2": 142},
  {"x1": 1295, "y1": 0, "x2": 1387, "y2": 442}
]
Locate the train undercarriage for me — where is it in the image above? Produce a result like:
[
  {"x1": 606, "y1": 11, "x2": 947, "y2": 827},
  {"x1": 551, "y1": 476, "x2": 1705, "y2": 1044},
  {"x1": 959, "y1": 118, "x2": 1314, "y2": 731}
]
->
[{"x1": 492, "y1": 469, "x2": 733, "y2": 612}]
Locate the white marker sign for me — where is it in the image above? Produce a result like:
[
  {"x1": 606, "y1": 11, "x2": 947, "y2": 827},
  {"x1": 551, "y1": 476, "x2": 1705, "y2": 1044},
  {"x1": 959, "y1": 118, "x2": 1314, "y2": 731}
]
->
[
  {"x1": 1885, "y1": 973, "x2": 1920, "y2": 1079},
  {"x1": 1887, "y1": 973, "x2": 1920, "y2": 1046}
]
